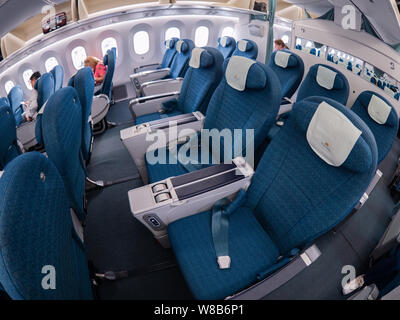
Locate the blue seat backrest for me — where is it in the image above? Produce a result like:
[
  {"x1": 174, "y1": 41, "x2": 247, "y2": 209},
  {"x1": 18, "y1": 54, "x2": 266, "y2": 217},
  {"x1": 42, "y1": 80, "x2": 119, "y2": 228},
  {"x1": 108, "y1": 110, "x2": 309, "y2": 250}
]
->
[
  {"x1": 351, "y1": 91, "x2": 398, "y2": 163},
  {"x1": 35, "y1": 72, "x2": 56, "y2": 145},
  {"x1": 169, "y1": 39, "x2": 195, "y2": 79},
  {"x1": 268, "y1": 49, "x2": 304, "y2": 99},
  {"x1": 203, "y1": 55, "x2": 281, "y2": 159},
  {"x1": 41, "y1": 87, "x2": 86, "y2": 221},
  {"x1": 0, "y1": 100, "x2": 21, "y2": 170},
  {"x1": 0, "y1": 152, "x2": 93, "y2": 299},
  {"x1": 99, "y1": 47, "x2": 116, "y2": 99},
  {"x1": 217, "y1": 36, "x2": 236, "y2": 59},
  {"x1": 232, "y1": 39, "x2": 258, "y2": 60},
  {"x1": 68, "y1": 67, "x2": 95, "y2": 161},
  {"x1": 51, "y1": 65, "x2": 64, "y2": 92},
  {"x1": 176, "y1": 47, "x2": 224, "y2": 115},
  {"x1": 7, "y1": 85, "x2": 24, "y2": 126},
  {"x1": 296, "y1": 64, "x2": 349, "y2": 105},
  {"x1": 161, "y1": 37, "x2": 179, "y2": 68},
  {"x1": 246, "y1": 96, "x2": 377, "y2": 255}
]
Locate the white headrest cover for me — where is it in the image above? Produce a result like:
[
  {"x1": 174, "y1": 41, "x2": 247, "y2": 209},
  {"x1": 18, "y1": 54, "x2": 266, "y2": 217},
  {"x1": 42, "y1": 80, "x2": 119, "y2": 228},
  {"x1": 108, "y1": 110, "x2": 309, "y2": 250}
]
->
[
  {"x1": 165, "y1": 39, "x2": 172, "y2": 49},
  {"x1": 225, "y1": 56, "x2": 255, "y2": 91},
  {"x1": 220, "y1": 37, "x2": 228, "y2": 47},
  {"x1": 176, "y1": 40, "x2": 184, "y2": 53},
  {"x1": 307, "y1": 101, "x2": 362, "y2": 167},
  {"x1": 316, "y1": 66, "x2": 337, "y2": 90},
  {"x1": 368, "y1": 94, "x2": 391, "y2": 124},
  {"x1": 274, "y1": 51, "x2": 291, "y2": 68},
  {"x1": 189, "y1": 48, "x2": 205, "y2": 69},
  {"x1": 238, "y1": 40, "x2": 248, "y2": 52}
]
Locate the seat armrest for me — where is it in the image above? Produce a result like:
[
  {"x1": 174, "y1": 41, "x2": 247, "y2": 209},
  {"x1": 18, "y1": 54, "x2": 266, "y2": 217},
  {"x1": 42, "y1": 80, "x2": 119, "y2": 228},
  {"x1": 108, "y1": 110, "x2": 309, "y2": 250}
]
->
[
  {"x1": 381, "y1": 284, "x2": 400, "y2": 300},
  {"x1": 91, "y1": 94, "x2": 110, "y2": 125},
  {"x1": 134, "y1": 63, "x2": 161, "y2": 73},
  {"x1": 227, "y1": 245, "x2": 321, "y2": 300},
  {"x1": 348, "y1": 284, "x2": 379, "y2": 300},
  {"x1": 141, "y1": 78, "x2": 184, "y2": 97},
  {"x1": 277, "y1": 102, "x2": 294, "y2": 118},
  {"x1": 127, "y1": 157, "x2": 254, "y2": 247},
  {"x1": 130, "y1": 91, "x2": 180, "y2": 118},
  {"x1": 129, "y1": 68, "x2": 171, "y2": 95},
  {"x1": 16, "y1": 120, "x2": 38, "y2": 149}
]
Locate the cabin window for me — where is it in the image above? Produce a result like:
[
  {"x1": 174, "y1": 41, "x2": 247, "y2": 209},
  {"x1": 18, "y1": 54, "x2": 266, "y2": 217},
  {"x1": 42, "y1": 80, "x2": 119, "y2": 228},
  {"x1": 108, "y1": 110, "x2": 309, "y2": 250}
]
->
[
  {"x1": 221, "y1": 26, "x2": 234, "y2": 38},
  {"x1": 23, "y1": 69, "x2": 34, "y2": 90},
  {"x1": 45, "y1": 57, "x2": 59, "y2": 72},
  {"x1": 165, "y1": 27, "x2": 180, "y2": 40},
  {"x1": 102, "y1": 37, "x2": 118, "y2": 57},
  {"x1": 281, "y1": 34, "x2": 289, "y2": 44},
  {"x1": 71, "y1": 46, "x2": 87, "y2": 70},
  {"x1": 133, "y1": 31, "x2": 150, "y2": 55},
  {"x1": 4, "y1": 80, "x2": 14, "y2": 94},
  {"x1": 194, "y1": 26, "x2": 209, "y2": 47}
]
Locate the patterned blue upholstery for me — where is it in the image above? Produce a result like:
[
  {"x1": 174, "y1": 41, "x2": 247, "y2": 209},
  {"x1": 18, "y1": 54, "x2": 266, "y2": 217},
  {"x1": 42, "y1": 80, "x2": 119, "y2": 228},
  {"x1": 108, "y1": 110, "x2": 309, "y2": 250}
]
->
[
  {"x1": 268, "y1": 49, "x2": 304, "y2": 99},
  {"x1": 161, "y1": 37, "x2": 179, "y2": 68},
  {"x1": 68, "y1": 67, "x2": 95, "y2": 161},
  {"x1": 41, "y1": 87, "x2": 86, "y2": 221},
  {"x1": 34, "y1": 72, "x2": 55, "y2": 145},
  {"x1": 97, "y1": 47, "x2": 116, "y2": 99},
  {"x1": 146, "y1": 57, "x2": 282, "y2": 183},
  {"x1": 7, "y1": 85, "x2": 24, "y2": 126},
  {"x1": 0, "y1": 100, "x2": 21, "y2": 170},
  {"x1": 217, "y1": 36, "x2": 236, "y2": 59},
  {"x1": 232, "y1": 39, "x2": 258, "y2": 59},
  {"x1": 135, "y1": 47, "x2": 224, "y2": 125},
  {"x1": 0, "y1": 152, "x2": 93, "y2": 299},
  {"x1": 168, "y1": 96, "x2": 377, "y2": 300},
  {"x1": 169, "y1": 39, "x2": 195, "y2": 79},
  {"x1": 51, "y1": 65, "x2": 64, "y2": 92},
  {"x1": 296, "y1": 64, "x2": 349, "y2": 105},
  {"x1": 351, "y1": 91, "x2": 398, "y2": 163}
]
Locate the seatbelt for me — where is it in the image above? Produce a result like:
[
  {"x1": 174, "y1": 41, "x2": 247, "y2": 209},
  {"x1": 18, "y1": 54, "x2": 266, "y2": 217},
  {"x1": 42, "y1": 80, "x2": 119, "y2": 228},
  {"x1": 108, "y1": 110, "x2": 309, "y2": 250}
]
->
[{"x1": 211, "y1": 189, "x2": 247, "y2": 269}]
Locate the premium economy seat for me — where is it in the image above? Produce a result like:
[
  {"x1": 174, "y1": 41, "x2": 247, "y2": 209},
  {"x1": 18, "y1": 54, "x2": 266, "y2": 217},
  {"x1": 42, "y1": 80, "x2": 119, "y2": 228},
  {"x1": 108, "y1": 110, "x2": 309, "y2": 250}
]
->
[
  {"x1": 132, "y1": 47, "x2": 224, "y2": 124},
  {"x1": 296, "y1": 64, "x2": 349, "y2": 105},
  {"x1": 351, "y1": 91, "x2": 398, "y2": 163},
  {"x1": 231, "y1": 39, "x2": 258, "y2": 60},
  {"x1": 7, "y1": 85, "x2": 24, "y2": 126},
  {"x1": 0, "y1": 152, "x2": 93, "y2": 299},
  {"x1": 168, "y1": 96, "x2": 378, "y2": 300},
  {"x1": 144, "y1": 55, "x2": 282, "y2": 183},
  {"x1": 217, "y1": 36, "x2": 236, "y2": 59},
  {"x1": 41, "y1": 87, "x2": 86, "y2": 221},
  {"x1": 0, "y1": 100, "x2": 22, "y2": 170},
  {"x1": 68, "y1": 67, "x2": 95, "y2": 161},
  {"x1": 268, "y1": 49, "x2": 304, "y2": 100},
  {"x1": 51, "y1": 65, "x2": 64, "y2": 92},
  {"x1": 131, "y1": 39, "x2": 195, "y2": 97}
]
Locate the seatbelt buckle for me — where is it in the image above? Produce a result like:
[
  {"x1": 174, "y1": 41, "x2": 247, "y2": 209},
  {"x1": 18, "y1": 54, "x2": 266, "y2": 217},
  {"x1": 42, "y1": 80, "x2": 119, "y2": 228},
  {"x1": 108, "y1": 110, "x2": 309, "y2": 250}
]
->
[{"x1": 217, "y1": 256, "x2": 231, "y2": 269}]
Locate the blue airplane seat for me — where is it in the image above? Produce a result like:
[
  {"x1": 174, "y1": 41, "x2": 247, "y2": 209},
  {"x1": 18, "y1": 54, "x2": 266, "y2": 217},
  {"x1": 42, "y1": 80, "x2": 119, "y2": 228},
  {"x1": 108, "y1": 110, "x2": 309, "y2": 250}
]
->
[
  {"x1": 135, "y1": 47, "x2": 224, "y2": 124},
  {"x1": 68, "y1": 67, "x2": 95, "y2": 161},
  {"x1": 41, "y1": 87, "x2": 86, "y2": 221},
  {"x1": 51, "y1": 65, "x2": 64, "y2": 92},
  {"x1": 351, "y1": 91, "x2": 398, "y2": 163},
  {"x1": 217, "y1": 36, "x2": 236, "y2": 59},
  {"x1": 232, "y1": 39, "x2": 258, "y2": 60},
  {"x1": 0, "y1": 100, "x2": 21, "y2": 170},
  {"x1": 96, "y1": 47, "x2": 116, "y2": 99},
  {"x1": 0, "y1": 152, "x2": 93, "y2": 299},
  {"x1": 168, "y1": 96, "x2": 378, "y2": 300},
  {"x1": 7, "y1": 85, "x2": 24, "y2": 126},
  {"x1": 296, "y1": 64, "x2": 349, "y2": 105},
  {"x1": 34, "y1": 72, "x2": 55, "y2": 145},
  {"x1": 268, "y1": 49, "x2": 304, "y2": 100},
  {"x1": 145, "y1": 55, "x2": 282, "y2": 183},
  {"x1": 167, "y1": 39, "x2": 195, "y2": 79}
]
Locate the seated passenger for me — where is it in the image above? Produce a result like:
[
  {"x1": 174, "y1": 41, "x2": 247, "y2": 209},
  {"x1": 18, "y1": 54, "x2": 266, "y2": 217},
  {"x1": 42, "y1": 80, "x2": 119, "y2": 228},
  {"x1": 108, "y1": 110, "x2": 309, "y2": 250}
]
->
[
  {"x1": 274, "y1": 39, "x2": 289, "y2": 51},
  {"x1": 84, "y1": 56, "x2": 107, "y2": 86},
  {"x1": 22, "y1": 71, "x2": 41, "y2": 122}
]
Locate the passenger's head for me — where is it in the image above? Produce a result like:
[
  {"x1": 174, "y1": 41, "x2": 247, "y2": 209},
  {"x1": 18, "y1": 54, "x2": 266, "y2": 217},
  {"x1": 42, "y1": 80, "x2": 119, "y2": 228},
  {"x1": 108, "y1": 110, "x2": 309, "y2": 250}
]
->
[
  {"x1": 30, "y1": 71, "x2": 41, "y2": 88},
  {"x1": 274, "y1": 39, "x2": 288, "y2": 51},
  {"x1": 84, "y1": 56, "x2": 101, "y2": 71}
]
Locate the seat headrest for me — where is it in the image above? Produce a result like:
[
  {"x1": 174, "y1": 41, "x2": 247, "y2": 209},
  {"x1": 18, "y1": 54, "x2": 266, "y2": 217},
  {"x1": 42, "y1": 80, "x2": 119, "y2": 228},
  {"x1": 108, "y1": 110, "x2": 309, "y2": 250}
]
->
[
  {"x1": 367, "y1": 94, "x2": 392, "y2": 125},
  {"x1": 176, "y1": 40, "x2": 189, "y2": 53},
  {"x1": 316, "y1": 65, "x2": 343, "y2": 90},
  {"x1": 103, "y1": 47, "x2": 116, "y2": 66},
  {"x1": 219, "y1": 36, "x2": 233, "y2": 47},
  {"x1": 165, "y1": 38, "x2": 178, "y2": 49},
  {"x1": 224, "y1": 56, "x2": 266, "y2": 91},
  {"x1": 237, "y1": 39, "x2": 253, "y2": 52},
  {"x1": 274, "y1": 51, "x2": 298, "y2": 69},
  {"x1": 189, "y1": 48, "x2": 214, "y2": 69}
]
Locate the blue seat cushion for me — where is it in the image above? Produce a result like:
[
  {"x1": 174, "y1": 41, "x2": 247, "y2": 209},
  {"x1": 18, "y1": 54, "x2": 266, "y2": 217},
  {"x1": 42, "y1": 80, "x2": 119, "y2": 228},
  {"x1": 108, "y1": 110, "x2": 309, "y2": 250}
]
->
[
  {"x1": 135, "y1": 110, "x2": 183, "y2": 125},
  {"x1": 168, "y1": 207, "x2": 280, "y2": 300}
]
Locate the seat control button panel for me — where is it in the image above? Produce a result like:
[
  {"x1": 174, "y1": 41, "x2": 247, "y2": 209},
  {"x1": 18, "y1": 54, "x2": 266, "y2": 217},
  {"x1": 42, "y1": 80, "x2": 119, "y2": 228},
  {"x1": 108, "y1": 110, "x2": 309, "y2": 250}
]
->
[{"x1": 152, "y1": 183, "x2": 167, "y2": 193}]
